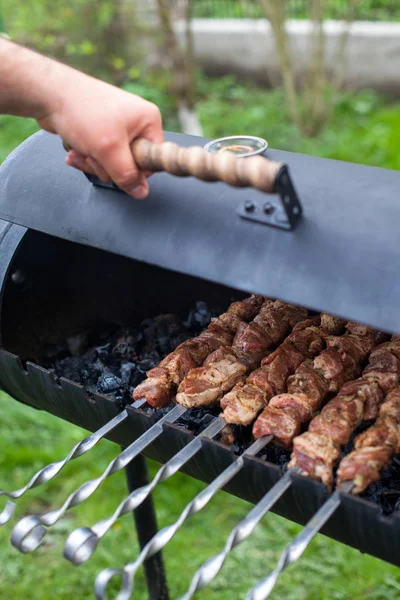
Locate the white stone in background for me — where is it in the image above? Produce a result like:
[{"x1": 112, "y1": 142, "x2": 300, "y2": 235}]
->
[
  {"x1": 178, "y1": 105, "x2": 204, "y2": 136},
  {"x1": 173, "y1": 19, "x2": 400, "y2": 97}
]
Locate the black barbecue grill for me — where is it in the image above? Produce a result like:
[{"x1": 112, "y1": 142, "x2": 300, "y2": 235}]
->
[{"x1": 0, "y1": 130, "x2": 400, "y2": 599}]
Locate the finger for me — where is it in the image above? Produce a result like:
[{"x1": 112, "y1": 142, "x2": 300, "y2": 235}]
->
[
  {"x1": 66, "y1": 151, "x2": 94, "y2": 175},
  {"x1": 139, "y1": 105, "x2": 164, "y2": 145},
  {"x1": 94, "y1": 140, "x2": 144, "y2": 198},
  {"x1": 86, "y1": 157, "x2": 112, "y2": 183},
  {"x1": 131, "y1": 177, "x2": 149, "y2": 200}
]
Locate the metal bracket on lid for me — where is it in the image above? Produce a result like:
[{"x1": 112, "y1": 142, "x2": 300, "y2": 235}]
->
[{"x1": 237, "y1": 165, "x2": 303, "y2": 231}]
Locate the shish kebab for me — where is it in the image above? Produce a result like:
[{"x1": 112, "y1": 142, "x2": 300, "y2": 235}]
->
[
  {"x1": 2, "y1": 294, "x2": 263, "y2": 529},
  {"x1": 12, "y1": 298, "x2": 310, "y2": 556},
  {"x1": 180, "y1": 323, "x2": 385, "y2": 600},
  {"x1": 244, "y1": 337, "x2": 400, "y2": 600},
  {"x1": 60, "y1": 301, "x2": 313, "y2": 565},
  {"x1": 93, "y1": 314, "x2": 345, "y2": 600}
]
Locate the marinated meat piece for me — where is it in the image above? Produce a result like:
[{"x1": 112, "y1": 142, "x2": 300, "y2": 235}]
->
[
  {"x1": 220, "y1": 317, "x2": 327, "y2": 426},
  {"x1": 221, "y1": 382, "x2": 268, "y2": 426},
  {"x1": 159, "y1": 347, "x2": 198, "y2": 385},
  {"x1": 363, "y1": 349, "x2": 400, "y2": 392},
  {"x1": 227, "y1": 295, "x2": 266, "y2": 320},
  {"x1": 312, "y1": 350, "x2": 345, "y2": 393},
  {"x1": 289, "y1": 338, "x2": 400, "y2": 489},
  {"x1": 367, "y1": 339, "x2": 400, "y2": 361},
  {"x1": 177, "y1": 300, "x2": 308, "y2": 410},
  {"x1": 292, "y1": 315, "x2": 321, "y2": 331},
  {"x1": 133, "y1": 295, "x2": 263, "y2": 407},
  {"x1": 254, "y1": 342, "x2": 305, "y2": 393},
  {"x1": 270, "y1": 392, "x2": 318, "y2": 423},
  {"x1": 253, "y1": 324, "x2": 380, "y2": 454},
  {"x1": 176, "y1": 355, "x2": 247, "y2": 408},
  {"x1": 289, "y1": 431, "x2": 340, "y2": 489},
  {"x1": 337, "y1": 447, "x2": 392, "y2": 494},
  {"x1": 308, "y1": 407, "x2": 353, "y2": 448},
  {"x1": 287, "y1": 363, "x2": 328, "y2": 405},
  {"x1": 234, "y1": 321, "x2": 272, "y2": 358},
  {"x1": 253, "y1": 405, "x2": 300, "y2": 447},
  {"x1": 285, "y1": 326, "x2": 326, "y2": 358},
  {"x1": 133, "y1": 367, "x2": 171, "y2": 408},
  {"x1": 308, "y1": 380, "x2": 382, "y2": 445},
  {"x1": 320, "y1": 314, "x2": 347, "y2": 336},
  {"x1": 336, "y1": 386, "x2": 400, "y2": 493},
  {"x1": 354, "y1": 417, "x2": 400, "y2": 452}
]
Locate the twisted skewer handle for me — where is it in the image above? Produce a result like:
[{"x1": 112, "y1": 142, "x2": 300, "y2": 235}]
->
[
  {"x1": 63, "y1": 138, "x2": 283, "y2": 194},
  {"x1": 94, "y1": 436, "x2": 272, "y2": 600},
  {"x1": 0, "y1": 400, "x2": 145, "y2": 528},
  {"x1": 179, "y1": 469, "x2": 293, "y2": 600},
  {"x1": 63, "y1": 417, "x2": 226, "y2": 566},
  {"x1": 10, "y1": 403, "x2": 184, "y2": 553},
  {"x1": 245, "y1": 481, "x2": 354, "y2": 600},
  {"x1": 132, "y1": 139, "x2": 282, "y2": 193}
]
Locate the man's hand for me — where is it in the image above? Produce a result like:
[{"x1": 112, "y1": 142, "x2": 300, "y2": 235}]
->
[{"x1": 0, "y1": 38, "x2": 164, "y2": 199}]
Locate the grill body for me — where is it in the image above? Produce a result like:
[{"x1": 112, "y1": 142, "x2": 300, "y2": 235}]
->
[{"x1": 0, "y1": 222, "x2": 399, "y2": 567}]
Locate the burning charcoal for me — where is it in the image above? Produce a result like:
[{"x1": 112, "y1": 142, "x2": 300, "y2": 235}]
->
[
  {"x1": 112, "y1": 328, "x2": 142, "y2": 361},
  {"x1": 258, "y1": 444, "x2": 291, "y2": 468},
  {"x1": 53, "y1": 357, "x2": 102, "y2": 387},
  {"x1": 177, "y1": 406, "x2": 220, "y2": 435},
  {"x1": 66, "y1": 333, "x2": 88, "y2": 356},
  {"x1": 41, "y1": 340, "x2": 70, "y2": 366},
  {"x1": 97, "y1": 372, "x2": 124, "y2": 395},
  {"x1": 136, "y1": 355, "x2": 160, "y2": 372},
  {"x1": 84, "y1": 343, "x2": 111, "y2": 363},
  {"x1": 184, "y1": 301, "x2": 213, "y2": 332},
  {"x1": 153, "y1": 314, "x2": 189, "y2": 355},
  {"x1": 120, "y1": 362, "x2": 137, "y2": 384}
]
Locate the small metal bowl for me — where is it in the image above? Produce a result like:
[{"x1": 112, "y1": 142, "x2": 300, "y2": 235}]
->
[{"x1": 204, "y1": 135, "x2": 268, "y2": 158}]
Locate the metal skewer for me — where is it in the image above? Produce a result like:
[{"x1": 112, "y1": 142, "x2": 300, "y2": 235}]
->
[
  {"x1": 179, "y1": 467, "x2": 294, "y2": 600},
  {"x1": 10, "y1": 402, "x2": 186, "y2": 552},
  {"x1": 94, "y1": 435, "x2": 272, "y2": 600},
  {"x1": 62, "y1": 416, "x2": 226, "y2": 565},
  {"x1": 0, "y1": 399, "x2": 146, "y2": 527},
  {"x1": 244, "y1": 481, "x2": 354, "y2": 600}
]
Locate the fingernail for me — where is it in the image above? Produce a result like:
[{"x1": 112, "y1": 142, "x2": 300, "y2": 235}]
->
[
  {"x1": 129, "y1": 184, "x2": 149, "y2": 200},
  {"x1": 66, "y1": 155, "x2": 85, "y2": 170}
]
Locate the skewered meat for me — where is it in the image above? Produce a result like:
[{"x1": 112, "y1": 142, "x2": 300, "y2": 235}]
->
[
  {"x1": 288, "y1": 337, "x2": 398, "y2": 489},
  {"x1": 337, "y1": 387, "x2": 400, "y2": 493},
  {"x1": 220, "y1": 316, "x2": 341, "y2": 426},
  {"x1": 133, "y1": 294, "x2": 264, "y2": 407},
  {"x1": 176, "y1": 301, "x2": 308, "y2": 409},
  {"x1": 320, "y1": 314, "x2": 347, "y2": 336},
  {"x1": 253, "y1": 324, "x2": 379, "y2": 448}
]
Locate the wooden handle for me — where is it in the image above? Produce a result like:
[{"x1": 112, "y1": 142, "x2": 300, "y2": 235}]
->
[
  {"x1": 131, "y1": 138, "x2": 282, "y2": 194},
  {"x1": 63, "y1": 138, "x2": 283, "y2": 194}
]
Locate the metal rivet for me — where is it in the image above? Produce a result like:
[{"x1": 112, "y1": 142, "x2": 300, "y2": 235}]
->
[
  {"x1": 263, "y1": 202, "x2": 275, "y2": 215},
  {"x1": 11, "y1": 269, "x2": 26, "y2": 285},
  {"x1": 244, "y1": 200, "x2": 255, "y2": 212},
  {"x1": 292, "y1": 206, "x2": 300, "y2": 215},
  {"x1": 284, "y1": 196, "x2": 291, "y2": 205}
]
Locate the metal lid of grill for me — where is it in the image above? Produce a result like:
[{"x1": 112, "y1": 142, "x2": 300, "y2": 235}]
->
[{"x1": 1, "y1": 129, "x2": 400, "y2": 333}]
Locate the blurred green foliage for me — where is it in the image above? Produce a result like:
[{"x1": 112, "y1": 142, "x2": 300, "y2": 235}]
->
[
  {"x1": 193, "y1": 0, "x2": 400, "y2": 20},
  {"x1": 1, "y1": 0, "x2": 143, "y2": 83},
  {"x1": 3, "y1": 74, "x2": 400, "y2": 171}
]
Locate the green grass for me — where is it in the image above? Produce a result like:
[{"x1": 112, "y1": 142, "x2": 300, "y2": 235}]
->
[
  {"x1": 2, "y1": 77, "x2": 400, "y2": 598},
  {"x1": 193, "y1": 0, "x2": 400, "y2": 21},
  {"x1": 1, "y1": 390, "x2": 400, "y2": 599},
  {"x1": 0, "y1": 115, "x2": 40, "y2": 164}
]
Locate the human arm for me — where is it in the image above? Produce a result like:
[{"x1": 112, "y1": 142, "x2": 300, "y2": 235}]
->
[{"x1": 0, "y1": 37, "x2": 164, "y2": 198}]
